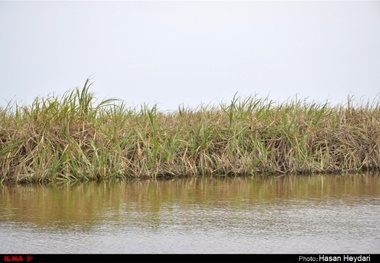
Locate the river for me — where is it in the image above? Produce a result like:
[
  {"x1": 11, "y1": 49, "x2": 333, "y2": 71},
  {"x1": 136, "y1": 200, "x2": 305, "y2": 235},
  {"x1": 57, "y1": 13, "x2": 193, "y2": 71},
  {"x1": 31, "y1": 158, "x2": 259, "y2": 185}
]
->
[{"x1": 0, "y1": 174, "x2": 379, "y2": 254}]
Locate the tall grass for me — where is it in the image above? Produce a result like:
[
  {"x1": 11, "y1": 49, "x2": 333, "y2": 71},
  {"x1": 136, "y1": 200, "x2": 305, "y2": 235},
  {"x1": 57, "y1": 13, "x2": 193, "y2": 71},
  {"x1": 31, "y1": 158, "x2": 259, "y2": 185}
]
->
[{"x1": 1, "y1": 80, "x2": 379, "y2": 184}]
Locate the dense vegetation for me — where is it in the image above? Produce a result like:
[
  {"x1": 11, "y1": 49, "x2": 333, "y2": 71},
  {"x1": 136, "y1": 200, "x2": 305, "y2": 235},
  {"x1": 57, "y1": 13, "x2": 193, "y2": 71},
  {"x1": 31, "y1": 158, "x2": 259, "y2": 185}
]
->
[{"x1": 1, "y1": 80, "x2": 379, "y2": 184}]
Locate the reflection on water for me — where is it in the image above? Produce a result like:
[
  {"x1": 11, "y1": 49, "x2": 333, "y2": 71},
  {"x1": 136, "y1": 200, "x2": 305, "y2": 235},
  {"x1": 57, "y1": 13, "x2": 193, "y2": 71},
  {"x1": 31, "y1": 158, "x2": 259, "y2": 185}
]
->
[{"x1": 0, "y1": 174, "x2": 379, "y2": 253}]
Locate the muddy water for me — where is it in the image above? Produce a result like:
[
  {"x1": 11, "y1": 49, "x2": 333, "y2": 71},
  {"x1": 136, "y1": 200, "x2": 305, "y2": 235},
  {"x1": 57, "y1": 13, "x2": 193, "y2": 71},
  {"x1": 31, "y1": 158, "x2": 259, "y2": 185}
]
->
[{"x1": 0, "y1": 174, "x2": 379, "y2": 254}]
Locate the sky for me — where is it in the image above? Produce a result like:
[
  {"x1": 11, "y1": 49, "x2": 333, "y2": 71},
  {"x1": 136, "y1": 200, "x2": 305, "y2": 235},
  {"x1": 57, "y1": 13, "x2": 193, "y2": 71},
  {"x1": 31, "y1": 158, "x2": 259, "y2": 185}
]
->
[{"x1": 1, "y1": 0, "x2": 379, "y2": 112}]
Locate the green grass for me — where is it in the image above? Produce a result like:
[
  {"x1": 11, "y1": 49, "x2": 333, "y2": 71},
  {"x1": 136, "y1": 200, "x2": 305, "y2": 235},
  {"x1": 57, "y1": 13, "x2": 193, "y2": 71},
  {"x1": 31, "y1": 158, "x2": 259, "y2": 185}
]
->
[{"x1": 1, "y1": 79, "x2": 379, "y2": 184}]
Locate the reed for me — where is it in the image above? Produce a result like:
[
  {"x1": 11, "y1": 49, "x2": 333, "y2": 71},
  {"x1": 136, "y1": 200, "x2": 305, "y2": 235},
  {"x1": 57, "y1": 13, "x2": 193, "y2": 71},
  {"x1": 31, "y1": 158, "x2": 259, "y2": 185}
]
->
[{"x1": 1, "y1": 79, "x2": 379, "y2": 184}]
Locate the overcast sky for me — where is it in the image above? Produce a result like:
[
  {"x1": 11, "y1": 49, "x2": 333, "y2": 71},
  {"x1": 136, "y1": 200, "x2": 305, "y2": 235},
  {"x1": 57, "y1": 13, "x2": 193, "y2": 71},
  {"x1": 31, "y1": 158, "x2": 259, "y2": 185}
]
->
[{"x1": 1, "y1": 0, "x2": 379, "y2": 111}]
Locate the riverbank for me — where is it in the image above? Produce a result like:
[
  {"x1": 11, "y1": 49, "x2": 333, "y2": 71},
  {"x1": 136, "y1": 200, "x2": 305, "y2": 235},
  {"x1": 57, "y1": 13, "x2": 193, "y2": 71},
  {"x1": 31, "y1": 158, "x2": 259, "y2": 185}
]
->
[{"x1": 1, "y1": 80, "x2": 379, "y2": 184}]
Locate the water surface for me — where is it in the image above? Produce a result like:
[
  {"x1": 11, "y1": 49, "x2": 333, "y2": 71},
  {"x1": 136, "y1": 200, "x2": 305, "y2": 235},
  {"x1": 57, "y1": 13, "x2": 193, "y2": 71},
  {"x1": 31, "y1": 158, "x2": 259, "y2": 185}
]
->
[{"x1": 0, "y1": 174, "x2": 379, "y2": 254}]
